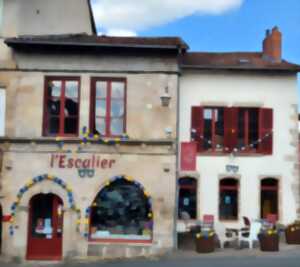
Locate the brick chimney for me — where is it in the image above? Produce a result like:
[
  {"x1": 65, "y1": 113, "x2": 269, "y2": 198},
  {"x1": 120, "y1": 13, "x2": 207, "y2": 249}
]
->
[{"x1": 262, "y1": 26, "x2": 282, "y2": 63}]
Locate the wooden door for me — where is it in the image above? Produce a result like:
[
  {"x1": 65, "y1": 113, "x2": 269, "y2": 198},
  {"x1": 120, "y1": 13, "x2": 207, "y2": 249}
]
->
[{"x1": 26, "y1": 194, "x2": 63, "y2": 261}]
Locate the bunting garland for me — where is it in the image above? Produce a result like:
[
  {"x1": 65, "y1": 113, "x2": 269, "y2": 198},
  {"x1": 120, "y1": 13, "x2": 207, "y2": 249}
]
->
[
  {"x1": 191, "y1": 128, "x2": 273, "y2": 153},
  {"x1": 56, "y1": 126, "x2": 130, "y2": 152}
]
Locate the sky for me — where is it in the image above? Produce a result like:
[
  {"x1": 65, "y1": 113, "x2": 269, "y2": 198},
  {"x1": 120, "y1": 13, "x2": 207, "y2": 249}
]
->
[{"x1": 91, "y1": 0, "x2": 300, "y2": 101}]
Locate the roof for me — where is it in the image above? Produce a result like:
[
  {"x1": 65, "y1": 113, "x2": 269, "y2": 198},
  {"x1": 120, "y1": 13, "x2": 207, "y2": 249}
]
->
[
  {"x1": 87, "y1": 0, "x2": 97, "y2": 35},
  {"x1": 180, "y1": 52, "x2": 300, "y2": 72},
  {"x1": 5, "y1": 34, "x2": 189, "y2": 52}
]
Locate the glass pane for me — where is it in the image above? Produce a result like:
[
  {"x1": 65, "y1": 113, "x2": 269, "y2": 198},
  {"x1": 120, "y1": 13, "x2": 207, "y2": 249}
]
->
[
  {"x1": 90, "y1": 179, "x2": 152, "y2": 239},
  {"x1": 64, "y1": 117, "x2": 78, "y2": 134},
  {"x1": 248, "y1": 108, "x2": 259, "y2": 149},
  {"x1": 65, "y1": 81, "x2": 79, "y2": 98},
  {"x1": 48, "y1": 99, "x2": 60, "y2": 116},
  {"x1": 49, "y1": 117, "x2": 59, "y2": 134},
  {"x1": 96, "y1": 81, "x2": 107, "y2": 98},
  {"x1": 110, "y1": 118, "x2": 123, "y2": 135},
  {"x1": 96, "y1": 100, "x2": 106, "y2": 116},
  {"x1": 238, "y1": 109, "x2": 246, "y2": 147},
  {"x1": 64, "y1": 98, "x2": 78, "y2": 116},
  {"x1": 111, "y1": 100, "x2": 124, "y2": 117},
  {"x1": 204, "y1": 108, "x2": 212, "y2": 150},
  {"x1": 31, "y1": 194, "x2": 54, "y2": 239},
  {"x1": 214, "y1": 108, "x2": 224, "y2": 148},
  {"x1": 48, "y1": 81, "x2": 62, "y2": 97},
  {"x1": 95, "y1": 118, "x2": 106, "y2": 135},
  {"x1": 111, "y1": 82, "x2": 124, "y2": 98}
]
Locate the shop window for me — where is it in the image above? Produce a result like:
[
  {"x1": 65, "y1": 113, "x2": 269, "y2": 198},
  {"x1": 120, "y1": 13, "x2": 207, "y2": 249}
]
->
[
  {"x1": 191, "y1": 106, "x2": 273, "y2": 154},
  {"x1": 0, "y1": 88, "x2": 5, "y2": 137},
  {"x1": 178, "y1": 177, "x2": 197, "y2": 220},
  {"x1": 90, "y1": 78, "x2": 126, "y2": 137},
  {"x1": 43, "y1": 77, "x2": 80, "y2": 137},
  {"x1": 219, "y1": 178, "x2": 238, "y2": 221},
  {"x1": 261, "y1": 178, "x2": 278, "y2": 219},
  {"x1": 89, "y1": 178, "x2": 152, "y2": 242}
]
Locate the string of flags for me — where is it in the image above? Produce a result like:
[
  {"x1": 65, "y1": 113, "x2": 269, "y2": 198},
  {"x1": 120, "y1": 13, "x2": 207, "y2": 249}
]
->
[
  {"x1": 191, "y1": 128, "x2": 273, "y2": 153},
  {"x1": 9, "y1": 174, "x2": 81, "y2": 236},
  {"x1": 56, "y1": 126, "x2": 130, "y2": 152}
]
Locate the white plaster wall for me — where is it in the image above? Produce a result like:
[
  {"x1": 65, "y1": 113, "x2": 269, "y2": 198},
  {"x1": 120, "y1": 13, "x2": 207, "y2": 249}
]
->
[{"x1": 179, "y1": 71, "x2": 299, "y2": 226}]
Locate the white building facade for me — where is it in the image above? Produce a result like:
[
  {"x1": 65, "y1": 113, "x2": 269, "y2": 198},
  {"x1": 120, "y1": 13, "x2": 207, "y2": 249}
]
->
[{"x1": 178, "y1": 28, "x2": 300, "y2": 228}]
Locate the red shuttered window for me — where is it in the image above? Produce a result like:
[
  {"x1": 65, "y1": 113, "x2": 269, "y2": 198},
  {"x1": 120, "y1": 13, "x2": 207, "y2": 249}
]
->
[
  {"x1": 43, "y1": 77, "x2": 80, "y2": 137},
  {"x1": 191, "y1": 106, "x2": 273, "y2": 154},
  {"x1": 90, "y1": 78, "x2": 126, "y2": 137}
]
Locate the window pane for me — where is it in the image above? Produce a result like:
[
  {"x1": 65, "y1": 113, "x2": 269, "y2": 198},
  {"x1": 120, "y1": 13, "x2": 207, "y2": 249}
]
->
[
  {"x1": 48, "y1": 99, "x2": 60, "y2": 116},
  {"x1": 90, "y1": 179, "x2": 152, "y2": 240},
  {"x1": 178, "y1": 178, "x2": 197, "y2": 220},
  {"x1": 49, "y1": 117, "x2": 59, "y2": 134},
  {"x1": 111, "y1": 82, "x2": 124, "y2": 98},
  {"x1": 215, "y1": 108, "x2": 224, "y2": 149},
  {"x1": 110, "y1": 118, "x2": 123, "y2": 135},
  {"x1": 64, "y1": 117, "x2": 78, "y2": 134},
  {"x1": 96, "y1": 81, "x2": 107, "y2": 98},
  {"x1": 204, "y1": 108, "x2": 212, "y2": 149},
  {"x1": 48, "y1": 81, "x2": 62, "y2": 97},
  {"x1": 95, "y1": 100, "x2": 106, "y2": 116},
  {"x1": 249, "y1": 109, "x2": 259, "y2": 149},
  {"x1": 65, "y1": 81, "x2": 79, "y2": 98},
  {"x1": 64, "y1": 98, "x2": 78, "y2": 116},
  {"x1": 238, "y1": 109, "x2": 246, "y2": 147},
  {"x1": 95, "y1": 118, "x2": 106, "y2": 135},
  {"x1": 111, "y1": 100, "x2": 124, "y2": 117}
]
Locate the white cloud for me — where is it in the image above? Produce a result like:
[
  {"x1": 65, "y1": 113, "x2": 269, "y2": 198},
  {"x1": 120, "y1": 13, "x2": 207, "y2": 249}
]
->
[{"x1": 91, "y1": 0, "x2": 244, "y2": 36}]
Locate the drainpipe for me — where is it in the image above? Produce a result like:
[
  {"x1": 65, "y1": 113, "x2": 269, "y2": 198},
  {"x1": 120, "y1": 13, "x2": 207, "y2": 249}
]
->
[{"x1": 173, "y1": 54, "x2": 182, "y2": 250}]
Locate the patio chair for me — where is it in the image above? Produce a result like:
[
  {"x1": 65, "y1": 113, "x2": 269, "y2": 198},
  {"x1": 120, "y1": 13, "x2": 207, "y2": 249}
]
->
[
  {"x1": 215, "y1": 222, "x2": 238, "y2": 249},
  {"x1": 238, "y1": 221, "x2": 262, "y2": 249}
]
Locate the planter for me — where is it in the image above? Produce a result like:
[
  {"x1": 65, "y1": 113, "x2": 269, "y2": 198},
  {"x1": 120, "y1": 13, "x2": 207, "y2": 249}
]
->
[
  {"x1": 258, "y1": 234, "x2": 279, "y2": 252},
  {"x1": 195, "y1": 235, "x2": 215, "y2": 253},
  {"x1": 285, "y1": 226, "x2": 300, "y2": 244}
]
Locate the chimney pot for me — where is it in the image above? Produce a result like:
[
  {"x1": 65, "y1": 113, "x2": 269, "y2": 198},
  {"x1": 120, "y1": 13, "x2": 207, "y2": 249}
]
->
[{"x1": 262, "y1": 27, "x2": 282, "y2": 63}]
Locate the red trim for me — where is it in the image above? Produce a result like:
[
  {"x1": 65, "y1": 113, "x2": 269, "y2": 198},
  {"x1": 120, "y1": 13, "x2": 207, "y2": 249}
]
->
[
  {"x1": 90, "y1": 77, "x2": 126, "y2": 137},
  {"x1": 261, "y1": 185, "x2": 278, "y2": 191},
  {"x1": 88, "y1": 238, "x2": 152, "y2": 244},
  {"x1": 220, "y1": 185, "x2": 238, "y2": 191},
  {"x1": 43, "y1": 76, "x2": 80, "y2": 137}
]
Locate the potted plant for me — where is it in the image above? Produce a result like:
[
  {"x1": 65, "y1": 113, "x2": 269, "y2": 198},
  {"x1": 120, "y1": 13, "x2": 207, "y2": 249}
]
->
[
  {"x1": 195, "y1": 230, "x2": 215, "y2": 253},
  {"x1": 258, "y1": 227, "x2": 279, "y2": 252},
  {"x1": 285, "y1": 221, "x2": 300, "y2": 244}
]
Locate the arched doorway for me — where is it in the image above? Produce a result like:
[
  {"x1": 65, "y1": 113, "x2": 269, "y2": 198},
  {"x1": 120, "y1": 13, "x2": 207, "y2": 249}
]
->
[
  {"x1": 261, "y1": 178, "x2": 278, "y2": 219},
  {"x1": 26, "y1": 193, "x2": 64, "y2": 260},
  {"x1": 89, "y1": 178, "x2": 153, "y2": 243}
]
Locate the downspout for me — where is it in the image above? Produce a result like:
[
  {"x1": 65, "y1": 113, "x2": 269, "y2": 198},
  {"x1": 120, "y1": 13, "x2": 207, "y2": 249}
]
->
[{"x1": 173, "y1": 49, "x2": 182, "y2": 250}]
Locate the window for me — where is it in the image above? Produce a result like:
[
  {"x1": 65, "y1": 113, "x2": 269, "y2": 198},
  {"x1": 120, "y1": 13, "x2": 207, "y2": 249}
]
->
[
  {"x1": 0, "y1": 88, "x2": 5, "y2": 137},
  {"x1": 90, "y1": 78, "x2": 126, "y2": 137},
  {"x1": 191, "y1": 106, "x2": 273, "y2": 154},
  {"x1": 89, "y1": 178, "x2": 152, "y2": 242},
  {"x1": 219, "y1": 178, "x2": 238, "y2": 220},
  {"x1": 178, "y1": 177, "x2": 197, "y2": 220},
  {"x1": 238, "y1": 108, "x2": 259, "y2": 150},
  {"x1": 43, "y1": 77, "x2": 80, "y2": 136},
  {"x1": 261, "y1": 178, "x2": 278, "y2": 220}
]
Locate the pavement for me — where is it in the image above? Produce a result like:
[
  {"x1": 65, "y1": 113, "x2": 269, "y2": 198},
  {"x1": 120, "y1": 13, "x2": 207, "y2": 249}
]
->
[{"x1": 0, "y1": 244, "x2": 300, "y2": 267}]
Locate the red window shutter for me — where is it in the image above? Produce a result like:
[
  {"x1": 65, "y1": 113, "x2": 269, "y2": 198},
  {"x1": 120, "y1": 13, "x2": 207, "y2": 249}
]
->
[
  {"x1": 224, "y1": 108, "x2": 238, "y2": 152},
  {"x1": 259, "y1": 108, "x2": 273, "y2": 155},
  {"x1": 191, "y1": 106, "x2": 204, "y2": 152}
]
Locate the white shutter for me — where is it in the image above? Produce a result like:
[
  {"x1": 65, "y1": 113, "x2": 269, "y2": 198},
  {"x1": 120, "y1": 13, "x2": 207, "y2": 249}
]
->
[{"x1": 0, "y1": 88, "x2": 6, "y2": 136}]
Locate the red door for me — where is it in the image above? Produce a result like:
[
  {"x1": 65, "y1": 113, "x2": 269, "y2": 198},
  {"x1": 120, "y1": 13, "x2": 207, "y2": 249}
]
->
[{"x1": 26, "y1": 194, "x2": 63, "y2": 261}]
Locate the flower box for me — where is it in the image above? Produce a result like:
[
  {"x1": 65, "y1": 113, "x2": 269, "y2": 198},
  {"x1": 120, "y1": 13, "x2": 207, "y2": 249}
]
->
[
  {"x1": 285, "y1": 225, "x2": 300, "y2": 244},
  {"x1": 258, "y1": 233, "x2": 279, "y2": 252},
  {"x1": 195, "y1": 234, "x2": 215, "y2": 253}
]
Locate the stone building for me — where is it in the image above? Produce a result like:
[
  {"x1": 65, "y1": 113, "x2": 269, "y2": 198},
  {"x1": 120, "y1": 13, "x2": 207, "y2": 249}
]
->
[{"x1": 0, "y1": 0, "x2": 187, "y2": 261}]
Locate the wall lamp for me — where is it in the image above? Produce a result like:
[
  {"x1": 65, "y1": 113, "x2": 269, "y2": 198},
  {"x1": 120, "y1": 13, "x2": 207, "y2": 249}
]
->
[{"x1": 160, "y1": 86, "x2": 171, "y2": 107}]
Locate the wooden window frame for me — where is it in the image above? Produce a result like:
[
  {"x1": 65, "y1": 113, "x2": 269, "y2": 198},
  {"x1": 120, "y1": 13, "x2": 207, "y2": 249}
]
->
[
  {"x1": 89, "y1": 77, "x2": 127, "y2": 137},
  {"x1": 43, "y1": 76, "x2": 80, "y2": 137},
  {"x1": 219, "y1": 178, "x2": 239, "y2": 221}
]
